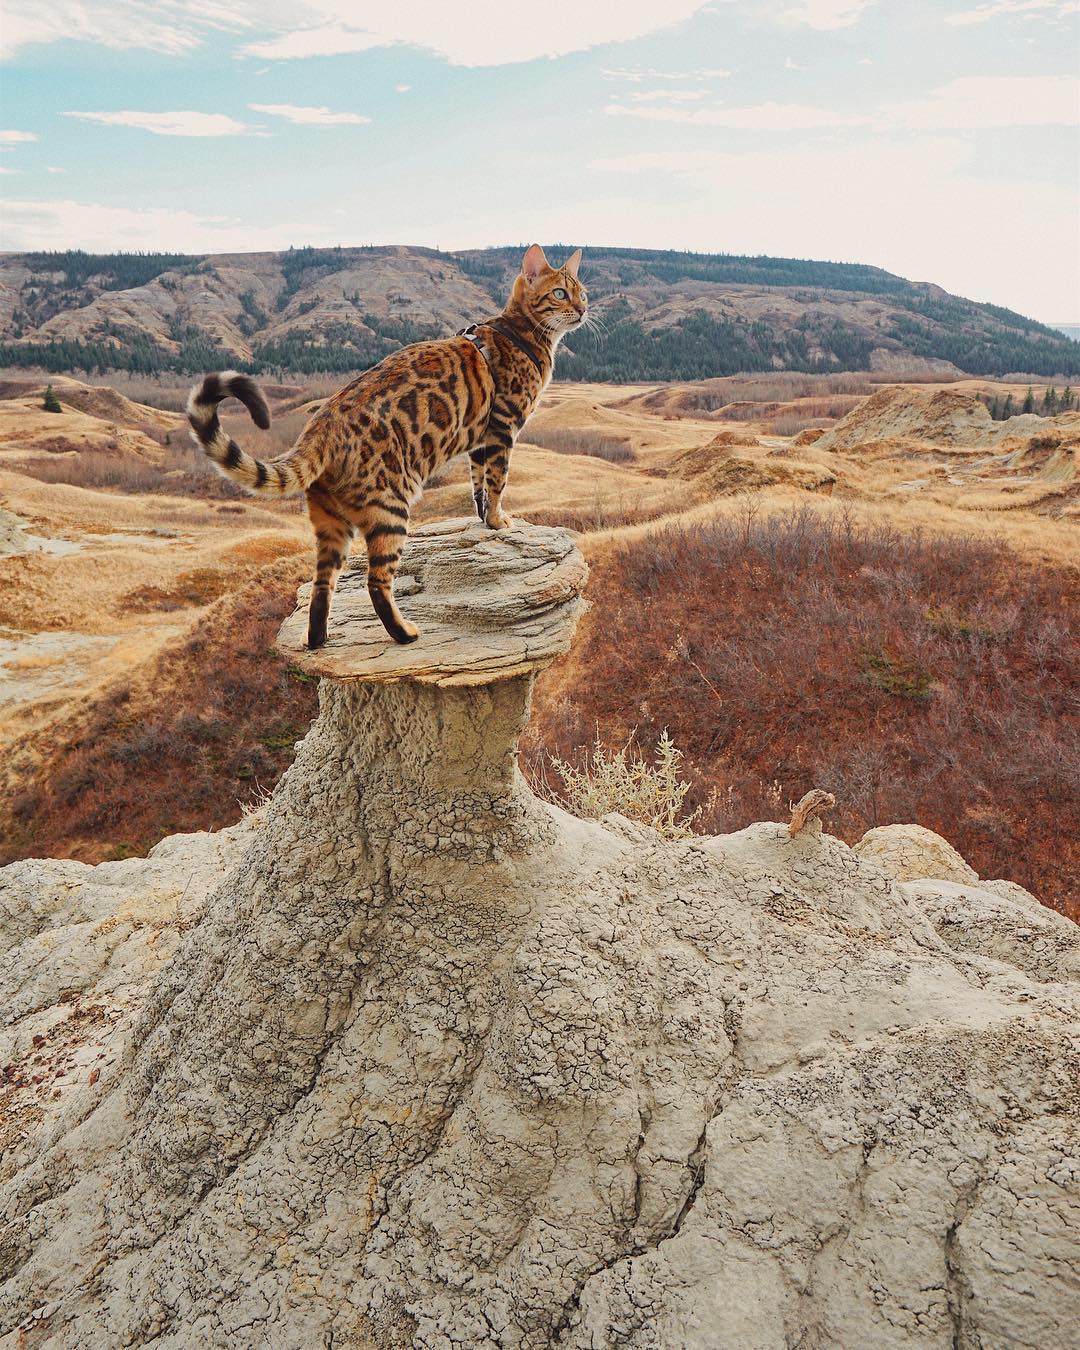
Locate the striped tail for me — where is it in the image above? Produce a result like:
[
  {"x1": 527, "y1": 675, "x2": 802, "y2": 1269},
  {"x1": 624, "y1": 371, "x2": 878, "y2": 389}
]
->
[{"x1": 187, "y1": 371, "x2": 313, "y2": 494}]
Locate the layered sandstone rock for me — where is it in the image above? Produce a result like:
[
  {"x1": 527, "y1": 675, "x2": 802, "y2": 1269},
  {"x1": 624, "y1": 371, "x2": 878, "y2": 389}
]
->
[{"x1": 1, "y1": 520, "x2": 1077, "y2": 1348}]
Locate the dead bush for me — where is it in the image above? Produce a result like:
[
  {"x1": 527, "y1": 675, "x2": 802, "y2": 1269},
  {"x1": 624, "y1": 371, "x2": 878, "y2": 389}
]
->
[{"x1": 523, "y1": 507, "x2": 1079, "y2": 919}]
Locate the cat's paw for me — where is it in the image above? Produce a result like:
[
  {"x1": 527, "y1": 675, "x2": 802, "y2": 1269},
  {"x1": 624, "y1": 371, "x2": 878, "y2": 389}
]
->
[{"x1": 486, "y1": 510, "x2": 512, "y2": 531}]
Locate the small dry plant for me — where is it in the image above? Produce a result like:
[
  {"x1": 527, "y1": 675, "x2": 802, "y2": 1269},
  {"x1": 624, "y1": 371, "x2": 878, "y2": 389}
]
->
[{"x1": 541, "y1": 730, "x2": 700, "y2": 838}]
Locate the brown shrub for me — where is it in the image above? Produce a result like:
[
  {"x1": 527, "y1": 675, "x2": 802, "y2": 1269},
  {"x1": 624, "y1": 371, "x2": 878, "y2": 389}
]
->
[
  {"x1": 1, "y1": 558, "x2": 316, "y2": 864},
  {"x1": 123, "y1": 568, "x2": 233, "y2": 612},
  {"x1": 524, "y1": 508, "x2": 1079, "y2": 919}
]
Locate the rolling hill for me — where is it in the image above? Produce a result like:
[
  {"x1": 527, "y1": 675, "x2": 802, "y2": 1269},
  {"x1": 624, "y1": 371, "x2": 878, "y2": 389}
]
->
[{"x1": 1, "y1": 243, "x2": 1076, "y2": 380}]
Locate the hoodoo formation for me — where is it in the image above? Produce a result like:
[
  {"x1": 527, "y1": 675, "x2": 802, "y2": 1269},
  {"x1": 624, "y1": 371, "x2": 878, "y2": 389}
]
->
[{"x1": 1, "y1": 520, "x2": 1078, "y2": 1348}]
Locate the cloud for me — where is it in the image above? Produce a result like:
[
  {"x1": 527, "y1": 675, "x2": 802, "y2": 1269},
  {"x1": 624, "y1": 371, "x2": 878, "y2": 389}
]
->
[
  {"x1": 884, "y1": 75, "x2": 1080, "y2": 128},
  {"x1": 784, "y1": 56, "x2": 801, "y2": 68},
  {"x1": 0, "y1": 166, "x2": 19, "y2": 174},
  {"x1": 781, "y1": 0, "x2": 873, "y2": 29},
  {"x1": 945, "y1": 0, "x2": 1079, "y2": 25},
  {"x1": 46, "y1": 165, "x2": 66, "y2": 173},
  {"x1": 605, "y1": 100, "x2": 865, "y2": 128},
  {"x1": 0, "y1": 197, "x2": 343, "y2": 252},
  {"x1": 2, "y1": 0, "x2": 250, "y2": 61},
  {"x1": 602, "y1": 66, "x2": 732, "y2": 81},
  {"x1": 625, "y1": 89, "x2": 709, "y2": 102},
  {"x1": 64, "y1": 110, "x2": 258, "y2": 136},
  {"x1": 587, "y1": 138, "x2": 1076, "y2": 322},
  {"x1": 239, "y1": 23, "x2": 384, "y2": 59},
  {"x1": 0, "y1": 129, "x2": 38, "y2": 142},
  {"x1": 248, "y1": 102, "x2": 370, "y2": 125},
  {"x1": 394, "y1": 83, "x2": 411, "y2": 93},
  {"x1": 240, "y1": 1, "x2": 717, "y2": 67}
]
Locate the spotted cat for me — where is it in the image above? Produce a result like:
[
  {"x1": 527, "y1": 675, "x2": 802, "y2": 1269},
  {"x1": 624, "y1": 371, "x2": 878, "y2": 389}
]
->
[{"x1": 187, "y1": 245, "x2": 587, "y2": 646}]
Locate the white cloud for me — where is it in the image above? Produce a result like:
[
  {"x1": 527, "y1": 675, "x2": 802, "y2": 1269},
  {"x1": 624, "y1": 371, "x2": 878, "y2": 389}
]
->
[
  {"x1": 784, "y1": 56, "x2": 801, "y2": 69},
  {"x1": 602, "y1": 66, "x2": 732, "y2": 81},
  {"x1": 2, "y1": 0, "x2": 250, "y2": 61},
  {"x1": 0, "y1": 198, "x2": 344, "y2": 252},
  {"x1": 885, "y1": 75, "x2": 1080, "y2": 129},
  {"x1": 0, "y1": 166, "x2": 19, "y2": 174},
  {"x1": 248, "y1": 102, "x2": 370, "y2": 125},
  {"x1": 64, "y1": 110, "x2": 258, "y2": 136},
  {"x1": 46, "y1": 165, "x2": 66, "y2": 173},
  {"x1": 239, "y1": 23, "x2": 384, "y2": 59},
  {"x1": 394, "y1": 83, "x2": 411, "y2": 93},
  {"x1": 781, "y1": 0, "x2": 873, "y2": 30},
  {"x1": 0, "y1": 129, "x2": 38, "y2": 142},
  {"x1": 945, "y1": 0, "x2": 1079, "y2": 25},
  {"x1": 625, "y1": 89, "x2": 709, "y2": 102},
  {"x1": 240, "y1": 2, "x2": 717, "y2": 67},
  {"x1": 587, "y1": 138, "x2": 1076, "y2": 322},
  {"x1": 605, "y1": 100, "x2": 865, "y2": 128}
]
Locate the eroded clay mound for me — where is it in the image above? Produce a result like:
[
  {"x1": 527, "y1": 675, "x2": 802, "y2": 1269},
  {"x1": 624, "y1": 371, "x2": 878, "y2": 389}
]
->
[
  {"x1": 817, "y1": 384, "x2": 1080, "y2": 451},
  {"x1": 1, "y1": 520, "x2": 1077, "y2": 1349}
]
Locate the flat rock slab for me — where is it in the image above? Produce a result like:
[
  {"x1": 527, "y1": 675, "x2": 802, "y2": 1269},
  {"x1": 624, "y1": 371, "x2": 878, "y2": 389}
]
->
[{"x1": 277, "y1": 516, "x2": 588, "y2": 686}]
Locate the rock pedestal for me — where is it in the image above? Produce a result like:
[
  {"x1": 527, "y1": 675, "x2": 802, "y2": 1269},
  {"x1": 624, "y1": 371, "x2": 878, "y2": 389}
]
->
[{"x1": 1, "y1": 521, "x2": 1078, "y2": 1349}]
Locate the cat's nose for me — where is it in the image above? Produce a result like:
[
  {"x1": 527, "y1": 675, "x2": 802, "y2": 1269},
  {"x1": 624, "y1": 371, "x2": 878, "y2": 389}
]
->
[{"x1": 575, "y1": 304, "x2": 587, "y2": 317}]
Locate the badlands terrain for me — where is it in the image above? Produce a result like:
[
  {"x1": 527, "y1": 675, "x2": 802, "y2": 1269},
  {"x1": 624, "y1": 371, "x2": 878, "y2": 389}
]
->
[
  {"x1": 2, "y1": 245, "x2": 1077, "y2": 380},
  {"x1": 0, "y1": 368, "x2": 1077, "y2": 915}
]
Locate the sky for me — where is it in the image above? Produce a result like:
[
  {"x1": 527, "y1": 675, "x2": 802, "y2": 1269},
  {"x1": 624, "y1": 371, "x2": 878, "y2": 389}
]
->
[{"x1": 1, "y1": 0, "x2": 1078, "y2": 323}]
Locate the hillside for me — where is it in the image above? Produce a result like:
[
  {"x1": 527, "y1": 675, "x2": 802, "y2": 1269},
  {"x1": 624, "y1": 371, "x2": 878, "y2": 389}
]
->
[{"x1": 1, "y1": 245, "x2": 1077, "y2": 381}]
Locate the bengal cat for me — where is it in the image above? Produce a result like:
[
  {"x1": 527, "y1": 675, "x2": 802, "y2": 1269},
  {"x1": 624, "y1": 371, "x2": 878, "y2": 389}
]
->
[{"x1": 187, "y1": 245, "x2": 587, "y2": 647}]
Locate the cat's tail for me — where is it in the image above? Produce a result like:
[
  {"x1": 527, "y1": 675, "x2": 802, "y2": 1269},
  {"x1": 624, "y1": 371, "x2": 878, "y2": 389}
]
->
[{"x1": 187, "y1": 371, "x2": 315, "y2": 494}]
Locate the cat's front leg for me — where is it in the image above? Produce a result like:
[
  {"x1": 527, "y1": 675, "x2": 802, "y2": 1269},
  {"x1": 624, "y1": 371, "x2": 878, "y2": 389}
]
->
[{"x1": 469, "y1": 438, "x2": 514, "y2": 530}]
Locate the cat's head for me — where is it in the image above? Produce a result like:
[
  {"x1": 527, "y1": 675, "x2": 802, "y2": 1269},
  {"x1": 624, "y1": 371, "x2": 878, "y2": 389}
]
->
[{"x1": 511, "y1": 244, "x2": 587, "y2": 336}]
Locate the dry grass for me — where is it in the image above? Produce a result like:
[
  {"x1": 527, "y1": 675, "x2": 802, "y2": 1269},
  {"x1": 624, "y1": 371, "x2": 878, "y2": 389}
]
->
[
  {"x1": 225, "y1": 534, "x2": 308, "y2": 564},
  {"x1": 523, "y1": 425, "x2": 635, "y2": 463},
  {"x1": 1, "y1": 557, "x2": 317, "y2": 864},
  {"x1": 524, "y1": 508, "x2": 1079, "y2": 919},
  {"x1": 122, "y1": 568, "x2": 233, "y2": 612},
  {"x1": 13, "y1": 443, "x2": 247, "y2": 499}
]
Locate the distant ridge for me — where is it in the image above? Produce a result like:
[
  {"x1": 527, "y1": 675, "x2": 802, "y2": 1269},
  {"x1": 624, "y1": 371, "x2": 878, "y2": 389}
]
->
[{"x1": 1, "y1": 244, "x2": 1076, "y2": 380}]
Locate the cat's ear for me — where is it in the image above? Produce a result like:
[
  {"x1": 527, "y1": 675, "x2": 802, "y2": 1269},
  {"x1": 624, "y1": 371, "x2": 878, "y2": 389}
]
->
[
  {"x1": 521, "y1": 244, "x2": 550, "y2": 284},
  {"x1": 563, "y1": 248, "x2": 582, "y2": 278}
]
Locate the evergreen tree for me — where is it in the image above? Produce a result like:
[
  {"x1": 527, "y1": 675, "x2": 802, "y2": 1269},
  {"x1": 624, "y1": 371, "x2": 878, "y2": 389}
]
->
[
  {"x1": 42, "y1": 383, "x2": 62, "y2": 413},
  {"x1": 1062, "y1": 385, "x2": 1074, "y2": 411},
  {"x1": 1022, "y1": 386, "x2": 1035, "y2": 414},
  {"x1": 989, "y1": 395, "x2": 1001, "y2": 420},
  {"x1": 1042, "y1": 386, "x2": 1058, "y2": 414},
  {"x1": 1003, "y1": 393, "x2": 1014, "y2": 418}
]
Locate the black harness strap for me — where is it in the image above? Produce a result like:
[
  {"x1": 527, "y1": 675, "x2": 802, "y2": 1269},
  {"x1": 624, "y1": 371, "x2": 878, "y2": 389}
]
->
[{"x1": 458, "y1": 320, "x2": 546, "y2": 375}]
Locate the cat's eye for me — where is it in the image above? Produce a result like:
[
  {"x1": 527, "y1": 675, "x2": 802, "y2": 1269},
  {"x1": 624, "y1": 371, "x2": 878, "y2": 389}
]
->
[{"x1": 552, "y1": 288, "x2": 568, "y2": 300}]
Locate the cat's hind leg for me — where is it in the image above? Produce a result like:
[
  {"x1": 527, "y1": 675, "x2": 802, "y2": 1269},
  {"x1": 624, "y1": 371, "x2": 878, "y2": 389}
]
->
[
  {"x1": 306, "y1": 498, "x2": 355, "y2": 649},
  {"x1": 359, "y1": 504, "x2": 418, "y2": 644},
  {"x1": 468, "y1": 452, "x2": 487, "y2": 521}
]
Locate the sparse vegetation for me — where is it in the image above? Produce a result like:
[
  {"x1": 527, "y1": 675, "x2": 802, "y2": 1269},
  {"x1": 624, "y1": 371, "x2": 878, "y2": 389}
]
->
[
  {"x1": 532, "y1": 730, "x2": 700, "y2": 838},
  {"x1": 12, "y1": 443, "x2": 250, "y2": 499},
  {"x1": 524, "y1": 508, "x2": 1079, "y2": 917},
  {"x1": 524, "y1": 426, "x2": 635, "y2": 463},
  {"x1": 0, "y1": 560, "x2": 318, "y2": 865}
]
